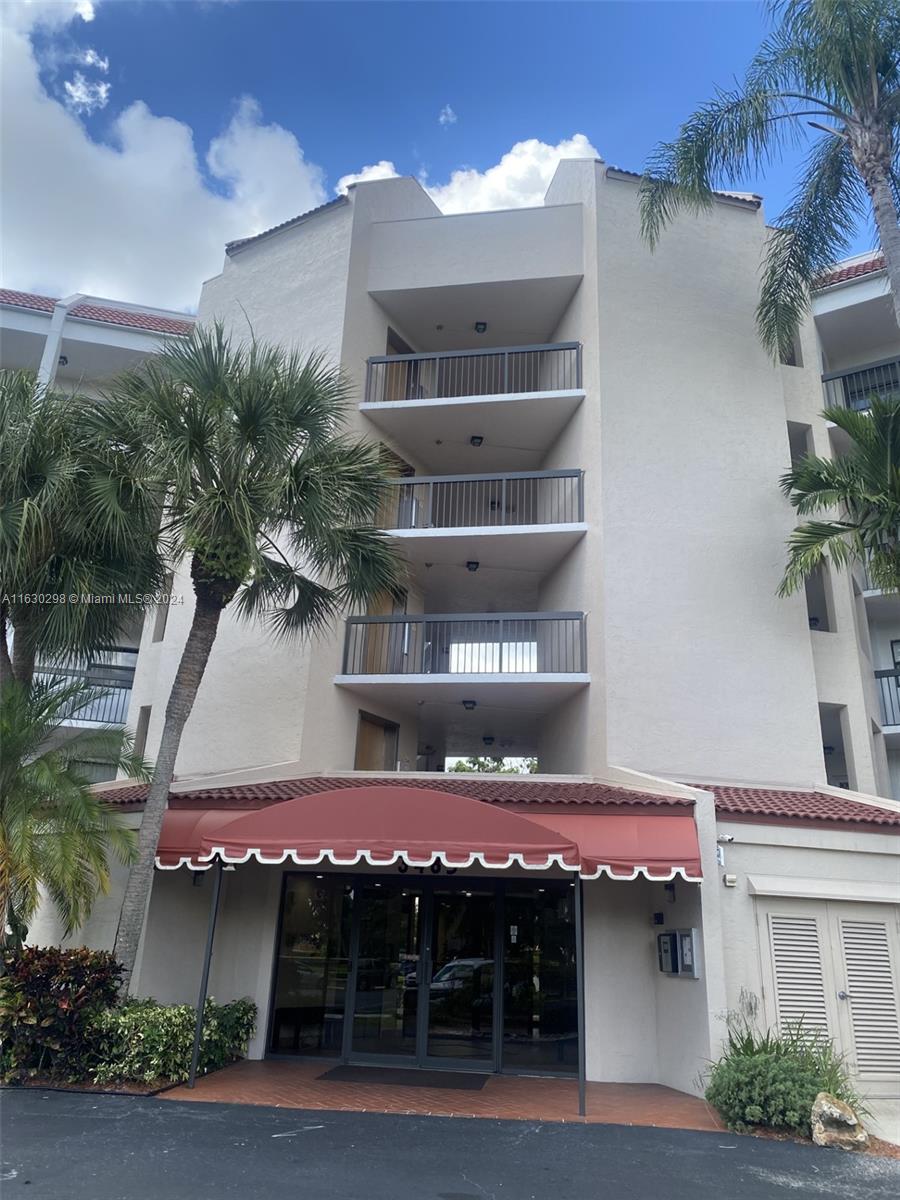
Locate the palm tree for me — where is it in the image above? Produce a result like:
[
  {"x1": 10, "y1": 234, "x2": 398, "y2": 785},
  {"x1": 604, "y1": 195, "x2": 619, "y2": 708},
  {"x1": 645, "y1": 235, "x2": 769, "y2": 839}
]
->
[
  {"x1": 0, "y1": 369, "x2": 164, "y2": 687},
  {"x1": 96, "y1": 325, "x2": 405, "y2": 989},
  {"x1": 0, "y1": 678, "x2": 146, "y2": 948},
  {"x1": 639, "y1": 0, "x2": 900, "y2": 358},
  {"x1": 779, "y1": 399, "x2": 900, "y2": 594}
]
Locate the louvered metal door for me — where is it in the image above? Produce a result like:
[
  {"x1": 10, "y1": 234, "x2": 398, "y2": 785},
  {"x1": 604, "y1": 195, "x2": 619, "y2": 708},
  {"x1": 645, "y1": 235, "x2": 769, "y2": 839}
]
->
[
  {"x1": 834, "y1": 911, "x2": 900, "y2": 1081},
  {"x1": 759, "y1": 899, "x2": 900, "y2": 1096},
  {"x1": 767, "y1": 912, "x2": 831, "y2": 1036}
]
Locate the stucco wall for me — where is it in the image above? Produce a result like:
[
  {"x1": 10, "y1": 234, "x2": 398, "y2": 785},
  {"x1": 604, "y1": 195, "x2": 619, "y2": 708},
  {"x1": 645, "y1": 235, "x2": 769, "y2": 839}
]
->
[{"x1": 592, "y1": 163, "x2": 826, "y2": 785}]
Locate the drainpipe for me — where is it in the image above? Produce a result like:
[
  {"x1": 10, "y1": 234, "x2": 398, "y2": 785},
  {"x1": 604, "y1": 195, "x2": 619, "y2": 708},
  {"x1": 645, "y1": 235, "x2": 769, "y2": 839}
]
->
[
  {"x1": 188, "y1": 860, "x2": 224, "y2": 1088},
  {"x1": 36, "y1": 293, "x2": 84, "y2": 389},
  {"x1": 575, "y1": 876, "x2": 586, "y2": 1118}
]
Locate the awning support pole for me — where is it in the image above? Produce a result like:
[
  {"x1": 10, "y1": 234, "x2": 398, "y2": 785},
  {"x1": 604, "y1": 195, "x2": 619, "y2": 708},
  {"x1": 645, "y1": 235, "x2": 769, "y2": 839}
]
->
[
  {"x1": 575, "y1": 875, "x2": 587, "y2": 1118},
  {"x1": 188, "y1": 860, "x2": 223, "y2": 1089}
]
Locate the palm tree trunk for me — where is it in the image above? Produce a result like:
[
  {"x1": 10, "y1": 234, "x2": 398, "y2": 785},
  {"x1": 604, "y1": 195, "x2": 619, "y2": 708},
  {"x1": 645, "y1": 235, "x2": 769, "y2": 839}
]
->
[
  {"x1": 11, "y1": 632, "x2": 36, "y2": 688},
  {"x1": 0, "y1": 607, "x2": 13, "y2": 690},
  {"x1": 853, "y1": 131, "x2": 900, "y2": 333},
  {"x1": 113, "y1": 582, "x2": 226, "y2": 994}
]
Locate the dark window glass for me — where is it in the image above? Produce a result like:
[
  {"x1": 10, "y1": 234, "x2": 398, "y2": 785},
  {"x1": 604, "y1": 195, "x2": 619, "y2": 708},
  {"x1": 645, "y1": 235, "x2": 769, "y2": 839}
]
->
[
  {"x1": 502, "y1": 882, "x2": 577, "y2": 1072},
  {"x1": 269, "y1": 875, "x2": 352, "y2": 1055}
]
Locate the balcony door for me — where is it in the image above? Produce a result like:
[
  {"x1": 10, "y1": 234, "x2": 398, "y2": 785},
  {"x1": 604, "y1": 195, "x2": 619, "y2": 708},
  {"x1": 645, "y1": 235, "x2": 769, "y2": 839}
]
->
[{"x1": 347, "y1": 879, "x2": 497, "y2": 1069}]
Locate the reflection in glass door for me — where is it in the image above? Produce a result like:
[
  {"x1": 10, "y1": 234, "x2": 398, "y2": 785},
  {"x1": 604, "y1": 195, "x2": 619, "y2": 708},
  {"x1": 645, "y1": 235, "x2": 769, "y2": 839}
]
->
[
  {"x1": 425, "y1": 887, "x2": 496, "y2": 1064},
  {"x1": 351, "y1": 882, "x2": 421, "y2": 1057}
]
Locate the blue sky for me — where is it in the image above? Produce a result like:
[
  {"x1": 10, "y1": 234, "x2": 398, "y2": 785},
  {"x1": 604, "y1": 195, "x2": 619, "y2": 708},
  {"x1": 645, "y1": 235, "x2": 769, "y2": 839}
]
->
[
  {"x1": 44, "y1": 1, "x2": 789, "y2": 199},
  {"x1": 3, "y1": 1, "x2": 876, "y2": 310}
]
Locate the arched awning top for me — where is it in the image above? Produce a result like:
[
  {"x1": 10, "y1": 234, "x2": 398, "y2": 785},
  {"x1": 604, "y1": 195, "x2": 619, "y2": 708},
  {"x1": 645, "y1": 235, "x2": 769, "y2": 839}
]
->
[{"x1": 156, "y1": 784, "x2": 702, "y2": 881}]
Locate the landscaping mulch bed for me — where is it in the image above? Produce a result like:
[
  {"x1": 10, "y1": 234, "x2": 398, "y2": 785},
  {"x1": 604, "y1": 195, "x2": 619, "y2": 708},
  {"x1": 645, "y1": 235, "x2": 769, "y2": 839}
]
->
[
  {"x1": 2, "y1": 1076, "x2": 178, "y2": 1097},
  {"x1": 748, "y1": 1125, "x2": 900, "y2": 1160}
]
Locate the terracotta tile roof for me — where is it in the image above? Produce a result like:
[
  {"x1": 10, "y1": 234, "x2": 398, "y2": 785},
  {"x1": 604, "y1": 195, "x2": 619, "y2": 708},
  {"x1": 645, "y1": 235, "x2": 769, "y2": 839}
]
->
[
  {"x1": 101, "y1": 773, "x2": 900, "y2": 830},
  {"x1": 605, "y1": 166, "x2": 762, "y2": 208},
  {"x1": 225, "y1": 196, "x2": 348, "y2": 255},
  {"x1": 100, "y1": 774, "x2": 689, "y2": 811},
  {"x1": 0, "y1": 288, "x2": 195, "y2": 336},
  {"x1": 703, "y1": 783, "x2": 900, "y2": 828},
  {"x1": 815, "y1": 254, "x2": 885, "y2": 290}
]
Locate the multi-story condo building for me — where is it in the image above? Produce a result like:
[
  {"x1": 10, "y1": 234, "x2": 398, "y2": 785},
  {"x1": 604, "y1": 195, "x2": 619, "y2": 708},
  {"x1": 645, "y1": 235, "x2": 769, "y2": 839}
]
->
[
  {"x1": 0, "y1": 289, "x2": 195, "y2": 774},
  {"x1": 8, "y1": 161, "x2": 899, "y2": 1137}
]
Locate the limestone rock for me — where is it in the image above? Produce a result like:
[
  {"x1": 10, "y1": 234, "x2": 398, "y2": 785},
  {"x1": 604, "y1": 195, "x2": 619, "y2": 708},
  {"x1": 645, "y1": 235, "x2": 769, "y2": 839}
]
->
[{"x1": 811, "y1": 1091, "x2": 869, "y2": 1151}]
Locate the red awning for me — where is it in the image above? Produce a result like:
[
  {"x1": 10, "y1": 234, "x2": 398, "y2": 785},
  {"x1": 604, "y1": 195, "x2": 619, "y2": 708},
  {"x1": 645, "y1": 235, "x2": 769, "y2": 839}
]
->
[
  {"x1": 155, "y1": 785, "x2": 702, "y2": 880},
  {"x1": 523, "y1": 811, "x2": 702, "y2": 880}
]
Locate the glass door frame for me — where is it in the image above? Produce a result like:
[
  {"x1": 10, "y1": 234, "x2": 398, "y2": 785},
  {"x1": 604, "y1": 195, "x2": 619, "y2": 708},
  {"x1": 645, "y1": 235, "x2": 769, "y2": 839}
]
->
[{"x1": 340, "y1": 874, "x2": 504, "y2": 1073}]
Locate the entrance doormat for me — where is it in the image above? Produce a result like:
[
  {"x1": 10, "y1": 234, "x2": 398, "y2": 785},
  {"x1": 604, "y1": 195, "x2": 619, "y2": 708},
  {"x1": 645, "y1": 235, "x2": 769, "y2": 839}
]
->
[{"x1": 318, "y1": 1066, "x2": 489, "y2": 1090}]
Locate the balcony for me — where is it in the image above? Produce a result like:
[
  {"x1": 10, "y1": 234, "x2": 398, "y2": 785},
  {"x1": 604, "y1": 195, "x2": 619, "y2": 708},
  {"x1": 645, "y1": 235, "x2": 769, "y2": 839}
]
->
[
  {"x1": 34, "y1": 647, "x2": 137, "y2": 726},
  {"x1": 876, "y1": 669, "x2": 900, "y2": 741},
  {"x1": 822, "y1": 357, "x2": 900, "y2": 412},
  {"x1": 379, "y1": 470, "x2": 586, "y2": 571},
  {"x1": 335, "y1": 611, "x2": 589, "y2": 708},
  {"x1": 360, "y1": 343, "x2": 584, "y2": 473}
]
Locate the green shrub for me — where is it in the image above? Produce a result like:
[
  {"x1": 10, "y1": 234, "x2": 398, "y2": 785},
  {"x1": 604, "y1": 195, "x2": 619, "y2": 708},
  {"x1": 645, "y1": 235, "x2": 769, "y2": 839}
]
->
[
  {"x1": 706, "y1": 1052, "x2": 822, "y2": 1132},
  {"x1": 704, "y1": 990, "x2": 866, "y2": 1134},
  {"x1": 0, "y1": 947, "x2": 123, "y2": 1082},
  {"x1": 89, "y1": 997, "x2": 256, "y2": 1084}
]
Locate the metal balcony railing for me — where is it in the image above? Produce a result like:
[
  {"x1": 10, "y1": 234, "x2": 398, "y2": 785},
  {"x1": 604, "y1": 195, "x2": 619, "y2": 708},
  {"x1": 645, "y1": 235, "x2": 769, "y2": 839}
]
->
[
  {"x1": 876, "y1": 668, "x2": 900, "y2": 727},
  {"x1": 365, "y1": 342, "x2": 582, "y2": 404},
  {"x1": 33, "y1": 646, "x2": 138, "y2": 725},
  {"x1": 342, "y1": 612, "x2": 586, "y2": 676},
  {"x1": 378, "y1": 470, "x2": 584, "y2": 530},
  {"x1": 822, "y1": 357, "x2": 900, "y2": 412}
]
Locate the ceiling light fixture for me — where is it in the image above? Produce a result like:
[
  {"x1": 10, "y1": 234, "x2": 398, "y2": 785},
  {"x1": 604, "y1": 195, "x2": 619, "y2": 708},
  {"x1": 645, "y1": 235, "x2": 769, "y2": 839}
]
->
[
  {"x1": 474, "y1": 321, "x2": 487, "y2": 334},
  {"x1": 483, "y1": 735, "x2": 495, "y2": 747},
  {"x1": 466, "y1": 561, "x2": 480, "y2": 572},
  {"x1": 469, "y1": 435, "x2": 484, "y2": 447},
  {"x1": 462, "y1": 700, "x2": 477, "y2": 711}
]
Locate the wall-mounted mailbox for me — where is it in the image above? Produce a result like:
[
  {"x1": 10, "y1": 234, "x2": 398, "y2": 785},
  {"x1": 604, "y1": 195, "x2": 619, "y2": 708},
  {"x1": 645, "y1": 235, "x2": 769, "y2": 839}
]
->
[
  {"x1": 677, "y1": 927, "x2": 701, "y2": 979},
  {"x1": 657, "y1": 928, "x2": 701, "y2": 979},
  {"x1": 657, "y1": 931, "x2": 678, "y2": 974}
]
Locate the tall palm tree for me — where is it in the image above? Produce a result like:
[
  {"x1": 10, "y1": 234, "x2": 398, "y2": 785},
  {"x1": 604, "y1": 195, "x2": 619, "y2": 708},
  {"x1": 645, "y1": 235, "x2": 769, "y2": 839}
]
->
[
  {"x1": 779, "y1": 398, "x2": 900, "y2": 594},
  {"x1": 639, "y1": 0, "x2": 900, "y2": 358},
  {"x1": 0, "y1": 370, "x2": 164, "y2": 687},
  {"x1": 96, "y1": 325, "x2": 405, "y2": 988},
  {"x1": 0, "y1": 678, "x2": 145, "y2": 947}
]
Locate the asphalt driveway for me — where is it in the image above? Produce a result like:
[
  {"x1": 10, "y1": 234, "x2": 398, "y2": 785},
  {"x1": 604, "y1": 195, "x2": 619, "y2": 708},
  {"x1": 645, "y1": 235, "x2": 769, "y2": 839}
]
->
[{"x1": 2, "y1": 1089, "x2": 898, "y2": 1200}]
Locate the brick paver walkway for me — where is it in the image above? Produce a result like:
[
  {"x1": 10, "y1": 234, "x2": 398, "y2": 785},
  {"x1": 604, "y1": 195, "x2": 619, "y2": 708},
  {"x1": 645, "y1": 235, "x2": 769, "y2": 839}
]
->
[{"x1": 162, "y1": 1060, "x2": 725, "y2": 1130}]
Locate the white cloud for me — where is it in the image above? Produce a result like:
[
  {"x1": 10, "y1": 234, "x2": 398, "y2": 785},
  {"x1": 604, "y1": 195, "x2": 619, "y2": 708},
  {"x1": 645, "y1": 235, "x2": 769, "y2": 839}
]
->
[
  {"x1": 425, "y1": 133, "x2": 600, "y2": 214},
  {"x1": 63, "y1": 70, "x2": 109, "y2": 113},
  {"x1": 1, "y1": 11, "x2": 329, "y2": 310},
  {"x1": 335, "y1": 160, "x2": 399, "y2": 195},
  {"x1": 438, "y1": 104, "x2": 457, "y2": 127},
  {"x1": 1, "y1": 6, "x2": 600, "y2": 312},
  {"x1": 80, "y1": 47, "x2": 108, "y2": 71}
]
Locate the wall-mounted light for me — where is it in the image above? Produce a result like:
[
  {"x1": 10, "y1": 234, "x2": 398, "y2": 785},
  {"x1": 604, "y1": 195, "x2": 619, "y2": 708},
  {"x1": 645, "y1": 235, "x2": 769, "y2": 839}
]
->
[
  {"x1": 58, "y1": 355, "x2": 68, "y2": 366},
  {"x1": 474, "y1": 321, "x2": 487, "y2": 334},
  {"x1": 462, "y1": 699, "x2": 477, "y2": 711},
  {"x1": 466, "y1": 561, "x2": 480, "y2": 572},
  {"x1": 823, "y1": 745, "x2": 835, "y2": 756},
  {"x1": 469, "y1": 435, "x2": 484, "y2": 447}
]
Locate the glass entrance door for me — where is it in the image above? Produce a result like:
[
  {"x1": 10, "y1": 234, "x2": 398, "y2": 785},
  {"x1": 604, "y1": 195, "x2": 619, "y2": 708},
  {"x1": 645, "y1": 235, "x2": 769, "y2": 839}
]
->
[
  {"x1": 350, "y1": 881, "x2": 421, "y2": 1058},
  {"x1": 347, "y1": 879, "x2": 497, "y2": 1067},
  {"x1": 424, "y1": 887, "x2": 496, "y2": 1065}
]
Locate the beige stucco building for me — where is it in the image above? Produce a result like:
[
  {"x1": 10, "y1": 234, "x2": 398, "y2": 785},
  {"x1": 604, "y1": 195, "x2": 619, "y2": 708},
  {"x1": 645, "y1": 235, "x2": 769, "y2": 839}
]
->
[{"x1": 6, "y1": 159, "x2": 899, "y2": 1138}]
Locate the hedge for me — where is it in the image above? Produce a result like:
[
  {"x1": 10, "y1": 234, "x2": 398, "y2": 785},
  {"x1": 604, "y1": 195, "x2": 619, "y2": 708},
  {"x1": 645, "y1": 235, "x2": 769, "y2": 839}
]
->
[
  {"x1": 90, "y1": 998, "x2": 257, "y2": 1085},
  {"x1": 0, "y1": 947, "x2": 256, "y2": 1086}
]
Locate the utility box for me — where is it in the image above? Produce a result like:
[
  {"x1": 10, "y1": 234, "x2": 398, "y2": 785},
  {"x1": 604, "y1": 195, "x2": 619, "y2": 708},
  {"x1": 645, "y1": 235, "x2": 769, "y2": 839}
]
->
[{"x1": 657, "y1": 931, "x2": 678, "y2": 975}]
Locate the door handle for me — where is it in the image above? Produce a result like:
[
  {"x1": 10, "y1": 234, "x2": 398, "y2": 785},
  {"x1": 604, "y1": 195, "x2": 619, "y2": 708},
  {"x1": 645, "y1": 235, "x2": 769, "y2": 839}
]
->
[{"x1": 838, "y1": 990, "x2": 851, "y2": 1000}]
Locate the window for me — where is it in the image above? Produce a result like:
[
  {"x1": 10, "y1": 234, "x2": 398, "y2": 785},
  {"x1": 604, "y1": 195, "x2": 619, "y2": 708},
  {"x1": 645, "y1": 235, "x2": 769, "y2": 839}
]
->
[
  {"x1": 133, "y1": 705, "x2": 151, "y2": 759},
  {"x1": 151, "y1": 573, "x2": 174, "y2": 642}
]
